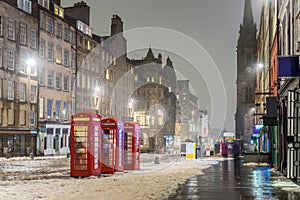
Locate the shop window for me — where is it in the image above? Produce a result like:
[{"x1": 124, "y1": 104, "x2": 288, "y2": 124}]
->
[{"x1": 7, "y1": 135, "x2": 21, "y2": 153}]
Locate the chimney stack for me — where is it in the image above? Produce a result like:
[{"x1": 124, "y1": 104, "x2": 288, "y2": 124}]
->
[{"x1": 111, "y1": 15, "x2": 123, "y2": 36}]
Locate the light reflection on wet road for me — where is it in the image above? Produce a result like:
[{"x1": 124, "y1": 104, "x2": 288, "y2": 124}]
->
[{"x1": 170, "y1": 158, "x2": 300, "y2": 200}]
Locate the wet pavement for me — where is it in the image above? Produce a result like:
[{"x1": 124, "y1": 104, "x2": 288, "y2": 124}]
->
[{"x1": 170, "y1": 157, "x2": 300, "y2": 200}]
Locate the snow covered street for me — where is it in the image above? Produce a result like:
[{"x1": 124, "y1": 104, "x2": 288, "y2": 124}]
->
[{"x1": 0, "y1": 154, "x2": 225, "y2": 200}]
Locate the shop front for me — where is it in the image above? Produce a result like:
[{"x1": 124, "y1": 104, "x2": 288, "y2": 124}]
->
[{"x1": 0, "y1": 129, "x2": 37, "y2": 157}]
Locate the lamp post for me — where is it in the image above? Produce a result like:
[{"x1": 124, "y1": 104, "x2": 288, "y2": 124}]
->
[{"x1": 27, "y1": 57, "x2": 38, "y2": 157}]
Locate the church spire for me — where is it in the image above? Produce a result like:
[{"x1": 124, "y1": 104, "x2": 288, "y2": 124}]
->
[
  {"x1": 243, "y1": 0, "x2": 255, "y2": 28},
  {"x1": 145, "y1": 46, "x2": 155, "y2": 61}
]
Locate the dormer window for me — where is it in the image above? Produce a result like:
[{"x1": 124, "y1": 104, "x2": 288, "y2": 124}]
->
[{"x1": 18, "y1": 0, "x2": 32, "y2": 14}]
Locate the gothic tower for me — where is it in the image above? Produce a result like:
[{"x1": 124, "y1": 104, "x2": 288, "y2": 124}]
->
[{"x1": 235, "y1": 0, "x2": 257, "y2": 142}]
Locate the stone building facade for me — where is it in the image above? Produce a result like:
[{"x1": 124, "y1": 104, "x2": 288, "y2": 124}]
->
[
  {"x1": 0, "y1": 0, "x2": 39, "y2": 157},
  {"x1": 131, "y1": 48, "x2": 177, "y2": 153},
  {"x1": 36, "y1": 0, "x2": 74, "y2": 155}
]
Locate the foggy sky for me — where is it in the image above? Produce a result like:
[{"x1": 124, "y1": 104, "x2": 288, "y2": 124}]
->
[{"x1": 62, "y1": 0, "x2": 263, "y2": 131}]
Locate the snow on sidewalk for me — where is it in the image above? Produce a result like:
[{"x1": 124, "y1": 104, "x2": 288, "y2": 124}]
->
[{"x1": 0, "y1": 155, "x2": 226, "y2": 200}]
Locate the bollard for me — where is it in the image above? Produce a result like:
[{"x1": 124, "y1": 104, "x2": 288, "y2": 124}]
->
[
  {"x1": 154, "y1": 156, "x2": 160, "y2": 164},
  {"x1": 30, "y1": 152, "x2": 34, "y2": 160}
]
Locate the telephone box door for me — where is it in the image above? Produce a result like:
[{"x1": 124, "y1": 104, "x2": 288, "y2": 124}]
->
[
  {"x1": 70, "y1": 112, "x2": 101, "y2": 177},
  {"x1": 101, "y1": 118, "x2": 124, "y2": 173},
  {"x1": 124, "y1": 122, "x2": 140, "y2": 170}
]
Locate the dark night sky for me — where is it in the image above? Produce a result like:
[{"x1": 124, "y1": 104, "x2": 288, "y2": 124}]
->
[{"x1": 62, "y1": 0, "x2": 263, "y2": 132}]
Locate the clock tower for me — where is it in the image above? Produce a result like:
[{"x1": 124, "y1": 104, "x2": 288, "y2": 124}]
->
[{"x1": 235, "y1": 0, "x2": 257, "y2": 142}]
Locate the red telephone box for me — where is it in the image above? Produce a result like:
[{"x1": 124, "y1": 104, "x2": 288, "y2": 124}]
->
[
  {"x1": 101, "y1": 118, "x2": 124, "y2": 174},
  {"x1": 70, "y1": 112, "x2": 102, "y2": 177},
  {"x1": 124, "y1": 122, "x2": 140, "y2": 170}
]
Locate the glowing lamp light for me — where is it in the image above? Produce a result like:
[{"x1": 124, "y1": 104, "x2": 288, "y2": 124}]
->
[{"x1": 27, "y1": 58, "x2": 36, "y2": 66}]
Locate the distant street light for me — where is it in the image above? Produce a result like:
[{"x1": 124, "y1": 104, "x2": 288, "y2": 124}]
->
[{"x1": 256, "y1": 63, "x2": 264, "y2": 71}]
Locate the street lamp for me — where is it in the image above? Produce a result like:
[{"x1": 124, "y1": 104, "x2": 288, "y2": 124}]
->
[
  {"x1": 27, "y1": 58, "x2": 36, "y2": 67},
  {"x1": 26, "y1": 57, "x2": 38, "y2": 156}
]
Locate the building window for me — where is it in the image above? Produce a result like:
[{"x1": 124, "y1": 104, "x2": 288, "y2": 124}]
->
[
  {"x1": 19, "y1": 83, "x2": 26, "y2": 102},
  {"x1": 8, "y1": 50, "x2": 15, "y2": 70},
  {"x1": 19, "y1": 53, "x2": 27, "y2": 73},
  {"x1": 39, "y1": 39, "x2": 45, "y2": 58},
  {"x1": 7, "y1": 19, "x2": 15, "y2": 40},
  {"x1": 47, "y1": 17, "x2": 54, "y2": 34},
  {"x1": 0, "y1": 109, "x2": 2, "y2": 124},
  {"x1": 39, "y1": 97, "x2": 44, "y2": 118},
  {"x1": 64, "y1": 27, "x2": 69, "y2": 41},
  {"x1": 71, "y1": 78, "x2": 75, "y2": 92},
  {"x1": 39, "y1": 67, "x2": 45, "y2": 86},
  {"x1": 56, "y1": 72, "x2": 61, "y2": 89},
  {"x1": 48, "y1": 43, "x2": 54, "y2": 61},
  {"x1": 106, "y1": 69, "x2": 110, "y2": 80},
  {"x1": 63, "y1": 102, "x2": 68, "y2": 119},
  {"x1": 30, "y1": 63, "x2": 36, "y2": 76},
  {"x1": 0, "y1": 79, "x2": 2, "y2": 99},
  {"x1": 110, "y1": 70, "x2": 114, "y2": 81},
  {"x1": 18, "y1": 0, "x2": 32, "y2": 14},
  {"x1": 54, "y1": 4, "x2": 64, "y2": 18},
  {"x1": 20, "y1": 24, "x2": 26, "y2": 45},
  {"x1": 63, "y1": 49, "x2": 69, "y2": 67},
  {"x1": 56, "y1": 23, "x2": 62, "y2": 38},
  {"x1": 56, "y1": 45, "x2": 62, "y2": 64},
  {"x1": 0, "y1": 16, "x2": 2, "y2": 36},
  {"x1": 30, "y1": 85, "x2": 36, "y2": 103},
  {"x1": 30, "y1": 111, "x2": 36, "y2": 126},
  {"x1": 71, "y1": 51, "x2": 75, "y2": 68},
  {"x1": 7, "y1": 80, "x2": 14, "y2": 100},
  {"x1": 38, "y1": 0, "x2": 49, "y2": 10},
  {"x1": 40, "y1": 13, "x2": 46, "y2": 30},
  {"x1": 136, "y1": 116, "x2": 140, "y2": 124},
  {"x1": 30, "y1": 29, "x2": 36, "y2": 48},
  {"x1": 20, "y1": 110, "x2": 26, "y2": 125},
  {"x1": 0, "y1": 47, "x2": 2, "y2": 68},
  {"x1": 63, "y1": 75, "x2": 69, "y2": 91},
  {"x1": 87, "y1": 40, "x2": 91, "y2": 50},
  {"x1": 8, "y1": 109, "x2": 14, "y2": 125},
  {"x1": 55, "y1": 100, "x2": 61, "y2": 119},
  {"x1": 70, "y1": 30, "x2": 75, "y2": 45},
  {"x1": 47, "y1": 99, "x2": 52, "y2": 118},
  {"x1": 47, "y1": 70, "x2": 53, "y2": 87}
]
